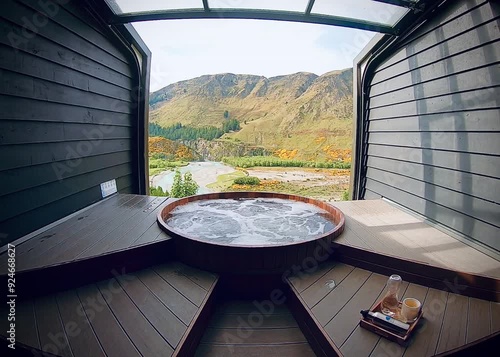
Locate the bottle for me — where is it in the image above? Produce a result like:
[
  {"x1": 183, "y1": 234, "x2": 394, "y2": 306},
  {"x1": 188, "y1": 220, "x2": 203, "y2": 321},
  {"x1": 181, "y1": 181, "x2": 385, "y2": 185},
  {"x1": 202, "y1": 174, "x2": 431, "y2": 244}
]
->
[{"x1": 381, "y1": 274, "x2": 402, "y2": 315}]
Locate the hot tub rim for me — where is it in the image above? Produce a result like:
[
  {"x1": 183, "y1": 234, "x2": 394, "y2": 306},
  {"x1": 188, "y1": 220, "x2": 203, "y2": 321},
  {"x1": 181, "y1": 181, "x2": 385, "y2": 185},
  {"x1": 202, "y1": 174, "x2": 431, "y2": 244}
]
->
[{"x1": 156, "y1": 191, "x2": 345, "y2": 249}]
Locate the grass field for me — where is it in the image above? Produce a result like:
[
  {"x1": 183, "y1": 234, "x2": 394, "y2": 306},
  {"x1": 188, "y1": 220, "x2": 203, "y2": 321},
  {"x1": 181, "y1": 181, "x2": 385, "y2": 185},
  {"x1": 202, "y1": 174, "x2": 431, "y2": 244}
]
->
[
  {"x1": 228, "y1": 180, "x2": 349, "y2": 201},
  {"x1": 149, "y1": 159, "x2": 188, "y2": 176},
  {"x1": 222, "y1": 156, "x2": 350, "y2": 169},
  {"x1": 206, "y1": 170, "x2": 246, "y2": 191},
  {"x1": 207, "y1": 166, "x2": 350, "y2": 201}
]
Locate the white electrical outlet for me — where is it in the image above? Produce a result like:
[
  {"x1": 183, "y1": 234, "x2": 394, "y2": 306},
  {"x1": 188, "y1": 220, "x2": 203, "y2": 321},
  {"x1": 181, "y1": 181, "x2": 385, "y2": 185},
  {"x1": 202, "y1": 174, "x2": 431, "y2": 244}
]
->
[{"x1": 100, "y1": 179, "x2": 117, "y2": 198}]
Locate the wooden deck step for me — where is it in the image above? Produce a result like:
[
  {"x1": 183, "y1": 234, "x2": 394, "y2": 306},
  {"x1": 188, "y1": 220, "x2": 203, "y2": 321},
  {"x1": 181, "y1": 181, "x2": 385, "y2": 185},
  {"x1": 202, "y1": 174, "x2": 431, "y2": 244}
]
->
[
  {"x1": 329, "y1": 199, "x2": 500, "y2": 301},
  {"x1": 195, "y1": 300, "x2": 316, "y2": 357},
  {"x1": 0, "y1": 262, "x2": 218, "y2": 357},
  {"x1": 330, "y1": 199, "x2": 500, "y2": 280},
  {"x1": 0, "y1": 194, "x2": 172, "y2": 274},
  {"x1": 286, "y1": 259, "x2": 500, "y2": 357}
]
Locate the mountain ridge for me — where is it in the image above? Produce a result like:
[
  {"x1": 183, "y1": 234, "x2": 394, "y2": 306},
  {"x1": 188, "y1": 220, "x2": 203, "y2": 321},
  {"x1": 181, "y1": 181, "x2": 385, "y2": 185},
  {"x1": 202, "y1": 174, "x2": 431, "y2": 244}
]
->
[{"x1": 149, "y1": 68, "x2": 353, "y2": 159}]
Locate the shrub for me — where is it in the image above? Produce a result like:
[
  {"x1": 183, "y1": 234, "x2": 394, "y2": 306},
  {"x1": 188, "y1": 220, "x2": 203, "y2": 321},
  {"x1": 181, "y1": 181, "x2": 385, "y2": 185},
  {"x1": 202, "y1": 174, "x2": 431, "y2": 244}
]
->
[
  {"x1": 150, "y1": 186, "x2": 169, "y2": 197},
  {"x1": 222, "y1": 156, "x2": 351, "y2": 169},
  {"x1": 234, "y1": 176, "x2": 261, "y2": 185}
]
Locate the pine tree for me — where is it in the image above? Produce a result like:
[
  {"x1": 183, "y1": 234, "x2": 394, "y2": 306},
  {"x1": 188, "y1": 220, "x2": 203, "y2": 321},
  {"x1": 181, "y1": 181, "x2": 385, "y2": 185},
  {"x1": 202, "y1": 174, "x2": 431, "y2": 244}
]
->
[
  {"x1": 170, "y1": 171, "x2": 199, "y2": 198},
  {"x1": 170, "y1": 170, "x2": 183, "y2": 198},
  {"x1": 182, "y1": 172, "x2": 199, "y2": 196}
]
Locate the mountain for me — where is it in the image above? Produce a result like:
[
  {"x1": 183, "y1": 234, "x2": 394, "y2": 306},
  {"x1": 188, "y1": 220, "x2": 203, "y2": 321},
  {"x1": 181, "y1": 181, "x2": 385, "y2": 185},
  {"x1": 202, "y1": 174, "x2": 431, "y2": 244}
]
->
[{"x1": 149, "y1": 68, "x2": 353, "y2": 159}]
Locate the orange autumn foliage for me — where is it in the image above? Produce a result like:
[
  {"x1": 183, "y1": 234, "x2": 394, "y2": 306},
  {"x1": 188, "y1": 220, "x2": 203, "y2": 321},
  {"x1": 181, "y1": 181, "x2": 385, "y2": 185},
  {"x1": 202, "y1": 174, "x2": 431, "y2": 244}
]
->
[
  {"x1": 149, "y1": 136, "x2": 176, "y2": 155},
  {"x1": 322, "y1": 146, "x2": 351, "y2": 163},
  {"x1": 175, "y1": 145, "x2": 194, "y2": 161},
  {"x1": 273, "y1": 148, "x2": 299, "y2": 160},
  {"x1": 149, "y1": 136, "x2": 195, "y2": 161}
]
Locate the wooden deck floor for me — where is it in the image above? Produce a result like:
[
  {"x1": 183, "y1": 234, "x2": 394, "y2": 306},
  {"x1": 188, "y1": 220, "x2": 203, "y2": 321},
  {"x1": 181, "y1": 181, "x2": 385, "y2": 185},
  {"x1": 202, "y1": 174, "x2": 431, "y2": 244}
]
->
[
  {"x1": 0, "y1": 262, "x2": 218, "y2": 357},
  {"x1": 0, "y1": 194, "x2": 172, "y2": 272},
  {"x1": 196, "y1": 300, "x2": 316, "y2": 357},
  {"x1": 3, "y1": 195, "x2": 498, "y2": 282},
  {"x1": 1, "y1": 194, "x2": 499, "y2": 356},
  {"x1": 331, "y1": 199, "x2": 500, "y2": 280},
  {"x1": 288, "y1": 260, "x2": 500, "y2": 357}
]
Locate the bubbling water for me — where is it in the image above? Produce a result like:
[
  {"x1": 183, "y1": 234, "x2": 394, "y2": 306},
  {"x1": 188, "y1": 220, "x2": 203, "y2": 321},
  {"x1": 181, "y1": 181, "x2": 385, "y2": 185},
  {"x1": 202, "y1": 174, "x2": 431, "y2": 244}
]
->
[{"x1": 165, "y1": 198, "x2": 336, "y2": 246}]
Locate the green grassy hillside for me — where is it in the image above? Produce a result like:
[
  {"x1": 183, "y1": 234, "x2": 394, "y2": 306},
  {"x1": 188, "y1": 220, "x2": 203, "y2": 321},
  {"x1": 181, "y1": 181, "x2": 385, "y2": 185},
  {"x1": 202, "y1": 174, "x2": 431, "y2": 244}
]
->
[{"x1": 149, "y1": 69, "x2": 353, "y2": 159}]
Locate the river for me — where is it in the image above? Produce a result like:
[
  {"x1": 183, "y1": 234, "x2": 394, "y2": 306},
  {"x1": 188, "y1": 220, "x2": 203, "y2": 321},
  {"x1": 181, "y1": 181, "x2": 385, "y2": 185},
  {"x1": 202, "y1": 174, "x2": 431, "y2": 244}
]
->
[{"x1": 152, "y1": 161, "x2": 236, "y2": 194}]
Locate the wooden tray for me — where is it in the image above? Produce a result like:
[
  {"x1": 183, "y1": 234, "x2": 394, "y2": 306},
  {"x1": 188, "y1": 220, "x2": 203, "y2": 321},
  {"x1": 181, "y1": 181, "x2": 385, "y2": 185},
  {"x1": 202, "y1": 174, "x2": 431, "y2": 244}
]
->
[{"x1": 359, "y1": 300, "x2": 423, "y2": 346}]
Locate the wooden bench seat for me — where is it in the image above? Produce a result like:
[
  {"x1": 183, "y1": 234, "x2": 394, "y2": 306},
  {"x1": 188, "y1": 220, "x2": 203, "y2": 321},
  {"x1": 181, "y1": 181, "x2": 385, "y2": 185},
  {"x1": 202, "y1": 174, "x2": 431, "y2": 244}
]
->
[{"x1": 287, "y1": 260, "x2": 500, "y2": 357}]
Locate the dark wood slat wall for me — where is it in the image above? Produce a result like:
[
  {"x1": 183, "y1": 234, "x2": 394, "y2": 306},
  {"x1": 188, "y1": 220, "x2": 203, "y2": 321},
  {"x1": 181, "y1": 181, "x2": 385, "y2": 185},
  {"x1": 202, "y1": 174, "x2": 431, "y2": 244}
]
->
[
  {"x1": 362, "y1": 0, "x2": 500, "y2": 252},
  {"x1": 0, "y1": 175, "x2": 134, "y2": 242},
  {"x1": 0, "y1": 0, "x2": 140, "y2": 244}
]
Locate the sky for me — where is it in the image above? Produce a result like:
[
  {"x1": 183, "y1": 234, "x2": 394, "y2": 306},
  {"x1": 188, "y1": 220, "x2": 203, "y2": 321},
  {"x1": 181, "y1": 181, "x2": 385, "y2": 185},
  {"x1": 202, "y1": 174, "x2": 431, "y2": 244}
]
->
[{"x1": 132, "y1": 19, "x2": 376, "y2": 92}]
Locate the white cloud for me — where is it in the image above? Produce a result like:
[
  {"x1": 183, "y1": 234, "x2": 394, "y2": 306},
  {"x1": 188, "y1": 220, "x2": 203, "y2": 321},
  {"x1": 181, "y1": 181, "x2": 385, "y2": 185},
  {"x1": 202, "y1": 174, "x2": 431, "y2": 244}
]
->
[{"x1": 132, "y1": 19, "x2": 375, "y2": 91}]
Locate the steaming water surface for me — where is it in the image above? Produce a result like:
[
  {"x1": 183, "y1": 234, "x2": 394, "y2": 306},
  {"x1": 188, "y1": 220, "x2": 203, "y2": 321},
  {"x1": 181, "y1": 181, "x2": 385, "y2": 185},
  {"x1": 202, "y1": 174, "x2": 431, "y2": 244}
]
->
[{"x1": 165, "y1": 198, "x2": 336, "y2": 246}]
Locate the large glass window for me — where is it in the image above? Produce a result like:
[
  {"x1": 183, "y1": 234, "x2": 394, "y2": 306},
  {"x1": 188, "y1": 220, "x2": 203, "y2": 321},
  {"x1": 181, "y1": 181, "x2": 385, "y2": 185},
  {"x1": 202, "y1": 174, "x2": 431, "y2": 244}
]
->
[
  {"x1": 312, "y1": 0, "x2": 408, "y2": 26},
  {"x1": 209, "y1": 0, "x2": 309, "y2": 12},
  {"x1": 106, "y1": 0, "x2": 203, "y2": 14},
  {"x1": 105, "y1": 0, "x2": 412, "y2": 28}
]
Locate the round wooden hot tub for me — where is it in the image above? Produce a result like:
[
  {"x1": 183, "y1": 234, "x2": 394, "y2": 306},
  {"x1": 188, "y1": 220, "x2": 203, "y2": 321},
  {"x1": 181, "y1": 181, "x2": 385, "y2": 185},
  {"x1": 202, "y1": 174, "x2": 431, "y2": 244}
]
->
[{"x1": 157, "y1": 192, "x2": 345, "y2": 274}]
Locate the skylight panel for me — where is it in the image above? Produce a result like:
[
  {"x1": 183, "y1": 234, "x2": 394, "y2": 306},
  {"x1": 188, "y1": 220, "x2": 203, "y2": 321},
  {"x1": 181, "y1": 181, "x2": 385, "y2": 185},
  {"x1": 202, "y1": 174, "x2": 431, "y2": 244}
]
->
[
  {"x1": 312, "y1": 0, "x2": 409, "y2": 26},
  {"x1": 208, "y1": 0, "x2": 309, "y2": 13},
  {"x1": 106, "y1": 0, "x2": 204, "y2": 15}
]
